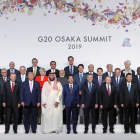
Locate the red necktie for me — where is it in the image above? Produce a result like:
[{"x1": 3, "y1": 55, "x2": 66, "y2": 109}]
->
[
  {"x1": 107, "y1": 85, "x2": 110, "y2": 97},
  {"x1": 12, "y1": 82, "x2": 14, "y2": 93},
  {"x1": 4, "y1": 77, "x2": 6, "y2": 82},
  {"x1": 11, "y1": 69, "x2": 13, "y2": 74}
]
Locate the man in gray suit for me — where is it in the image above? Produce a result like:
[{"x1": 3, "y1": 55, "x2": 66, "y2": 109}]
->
[{"x1": 0, "y1": 68, "x2": 9, "y2": 124}]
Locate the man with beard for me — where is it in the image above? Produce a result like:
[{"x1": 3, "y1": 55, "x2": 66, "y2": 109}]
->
[{"x1": 41, "y1": 72, "x2": 63, "y2": 134}]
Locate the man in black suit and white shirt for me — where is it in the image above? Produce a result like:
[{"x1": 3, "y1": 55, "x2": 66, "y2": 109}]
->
[
  {"x1": 85, "y1": 64, "x2": 98, "y2": 80},
  {"x1": 46, "y1": 61, "x2": 59, "y2": 78},
  {"x1": 100, "y1": 76, "x2": 117, "y2": 133},
  {"x1": 3, "y1": 73, "x2": 21, "y2": 134},
  {"x1": 26, "y1": 58, "x2": 40, "y2": 78},
  {"x1": 121, "y1": 73, "x2": 139, "y2": 133},
  {"x1": 64, "y1": 56, "x2": 78, "y2": 78},
  {"x1": 103, "y1": 64, "x2": 115, "y2": 78},
  {"x1": 16, "y1": 66, "x2": 28, "y2": 124},
  {"x1": 0, "y1": 68, "x2": 10, "y2": 124},
  {"x1": 7, "y1": 61, "x2": 20, "y2": 77}
]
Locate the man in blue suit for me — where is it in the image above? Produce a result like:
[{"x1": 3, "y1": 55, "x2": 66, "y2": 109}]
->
[
  {"x1": 74, "y1": 64, "x2": 87, "y2": 120},
  {"x1": 63, "y1": 75, "x2": 79, "y2": 134},
  {"x1": 20, "y1": 72, "x2": 41, "y2": 134},
  {"x1": 93, "y1": 68, "x2": 105, "y2": 124},
  {"x1": 82, "y1": 74, "x2": 98, "y2": 134},
  {"x1": 26, "y1": 58, "x2": 40, "y2": 78},
  {"x1": 111, "y1": 68, "x2": 125, "y2": 124}
]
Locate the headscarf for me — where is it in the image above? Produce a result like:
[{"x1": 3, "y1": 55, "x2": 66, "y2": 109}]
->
[{"x1": 48, "y1": 72, "x2": 58, "y2": 90}]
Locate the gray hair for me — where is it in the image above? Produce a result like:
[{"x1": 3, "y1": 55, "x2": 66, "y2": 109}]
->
[
  {"x1": 1, "y1": 68, "x2": 7, "y2": 72},
  {"x1": 9, "y1": 61, "x2": 15, "y2": 66},
  {"x1": 124, "y1": 60, "x2": 131, "y2": 65},
  {"x1": 20, "y1": 66, "x2": 26, "y2": 70},
  {"x1": 59, "y1": 70, "x2": 65, "y2": 73},
  {"x1": 88, "y1": 64, "x2": 94, "y2": 68},
  {"x1": 39, "y1": 68, "x2": 46, "y2": 73},
  {"x1": 105, "y1": 76, "x2": 111, "y2": 80},
  {"x1": 106, "y1": 64, "x2": 113, "y2": 68}
]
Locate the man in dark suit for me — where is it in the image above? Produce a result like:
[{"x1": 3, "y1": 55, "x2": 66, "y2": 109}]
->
[
  {"x1": 3, "y1": 73, "x2": 20, "y2": 134},
  {"x1": 82, "y1": 74, "x2": 98, "y2": 134},
  {"x1": 100, "y1": 76, "x2": 117, "y2": 133},
  {"x1": 133, "y1": 67, "x2": 140, "y2": 123},
  {"x1": 121, "y1": 73, "x2": 139, "y2": 133},
  {"x1": 103, "y1": 64, "x2": 115, "y2": 78},
  {"x1": 111, "y1": 68, "x2": 125, "y2": 124},
  {"x1": 64, "y1": 56, "x2": 78, "y2": 78},
  {"x1": 63, "y1": 75, "x2": 79, "y2": 134},
  {"x1": 16, "y1": 66, "x2": 28, "y2": 124},
  {"x1": 26, "y1": 58, "x2": 40, "y2": 78},
  {"x1": 46, "y1": 61, "x2": 59, "y2": 78},
  {"x1": 93, "y1": 67, "x2": 105, "y2": 124},
  {"x1": 85, "y1": 64, "x2": 98, "y2": 80},
  {"x1": 20, "y1": 72, "x2": 41, "y2": 134},
  {"x1": 74, "y1": 64, "x2": 87, "y2": 120},
  {"x1": 7, "y1": 61, "x2": 20, "y2": 77},
  {"x1": 0, "y1": 68, "x2": 10, "y2": 124},
  {"x1": 121, "y1": 60, "x2": 135, "y2": 77}
]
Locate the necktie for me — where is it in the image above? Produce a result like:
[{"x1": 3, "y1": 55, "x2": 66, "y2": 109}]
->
[
  {"x1": 116, "y1": 76, "x2": 119, "y2": 87},
  {"x1": 110, "y1": 72, "x2": 111, "y2": 77},
  {"x1": 11, "y1": 69, "x2": 13, "y2": 74},
  {"x1": 70, "y1": 66, "x2": 73, "y2": 75},
  {"x1": 139, "y1": 76, "x2": 140, "y2": 86},
  {"x1": 12, "y1": 82, "x2": 14, "y2": 93},
  {"x1": 128, "y1": 83, "x2": 130, "y2": 92},
  {"x1": 3, "y1": 77, "x2": 6, "y2": 82},
  {"x1": 89, "y1": 83, "x2": 92, "y2": 93},
  {"x1": 70, "y1": 85, "x2": 73, "y2": 93},
  {"x1": 80, "y1": 74, "x2": 83, "y2": 83},
  {"x1": 30, "y1": 81, "x2": 32, "y2": 93},
  {"x1": 99, "y1": 76, "x2": 101, "y2": 86},
  {"x1": 33, "y1": 68, "x2": 36, "y2": 77},
  {"x1": 22, "y1": 75, "x2": 24, "y2": 82},
  {"x1": 107, "y1": 85, "x2": 110, "y2": 96}
]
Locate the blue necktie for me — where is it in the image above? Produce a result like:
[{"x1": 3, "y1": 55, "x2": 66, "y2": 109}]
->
[
  {"x1": 22, "y1": 75, "x2": 24, "y2": 82},
  {"x1": 139, "y1": 76, "x2": 140, "y2": 86},
  {"x1": 80, "y1": 74, "x2": 83, "y2": 83},
  {"x1": 70, "y1": 66, "x2": 73, "y2": 75},
  {"x1": 89, "y1": 83, "x2": 92, "y2": 93},
  {"x1": 128, "y1": 84, "x2": 130, "y2": 92},
  {"x1": 116, "y1": 77, "x2": 119, "y2": 87}
]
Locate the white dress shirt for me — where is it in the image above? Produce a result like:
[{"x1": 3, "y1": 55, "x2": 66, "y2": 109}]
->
[
  {"x1": 29, "y1": 80, "x2": 33, "y2": 89},
  {"x1": 127, "y1": 82, "x2": 131, "y2": 89},
  {"x1": 106, "y1": 84, "x2": 111, "y2": 93},
  {"x1": 51, "y1": 69, "x2": 56, "y2": 72},
  {"x1": 21, "y1": 74, "x2": 26, "y2": 82},
  {"x1": 89, "y1": 72, "x2": 93, "y2": 75},
  {"x1": 115, "y1": 76, "x2": 120, "y2": 83},
  {"x1": 3, "y1": 77, "x2": 7, "y2": 81},
  {"x1": 69, "y1": 83, "x2": 73, "y2": 89},
  {"x1": 108, "y1": 72, "x2": 113, "y2": 77},
  {"x1": 98, "y1": 76, "x2": 102, "y2": 82},
  {"x1": 10, "y1": 80, "x2": 15, "y2": 89}
]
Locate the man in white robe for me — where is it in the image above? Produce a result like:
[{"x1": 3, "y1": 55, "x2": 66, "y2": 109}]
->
[{"x1": 41, "y1": 72, "x2": 63, "y2": 134}]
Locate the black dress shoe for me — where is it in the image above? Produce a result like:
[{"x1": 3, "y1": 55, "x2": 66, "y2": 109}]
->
[
  {"x1": 5, "y1": 131, "x2": 9, "y2": 134},
  {"x1": 110, "y1": 130, "x2": 115, "y2": 133},
  {"x1": 14, "y1": 131, "x2": 17, "y2": 134},
  {"x1": 73, "y1": 131, "x2": 77, "y2": 134},
  {"x1": 67, "y1": 131, "x2": 70, "y2": 134},
  {"x1": 32, "y1": 131, "x2": 36, "y2": 133},
  {"x1": 131, "y1": 131, "x2": 136, "y2": 134},
  {"x1": 84, "y1": 130, "x2": 88, "y2": 134},
  {"x1": 103, "y1": 130, "x2": 107, "y2": 133},
  {"x1": 25, "y1": 131, "x2": 29, "y2": 134},
  {"x1": 124, "y1": 131, "x2": 129, "y2": 133},
  {"x1": 92, "y1": 130, "x2": 96, "y2": 134}
]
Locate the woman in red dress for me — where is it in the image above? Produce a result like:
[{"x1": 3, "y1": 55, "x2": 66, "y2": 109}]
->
[{"x1": 35, "y1": 68, "x2": 48, "y2": 124}]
